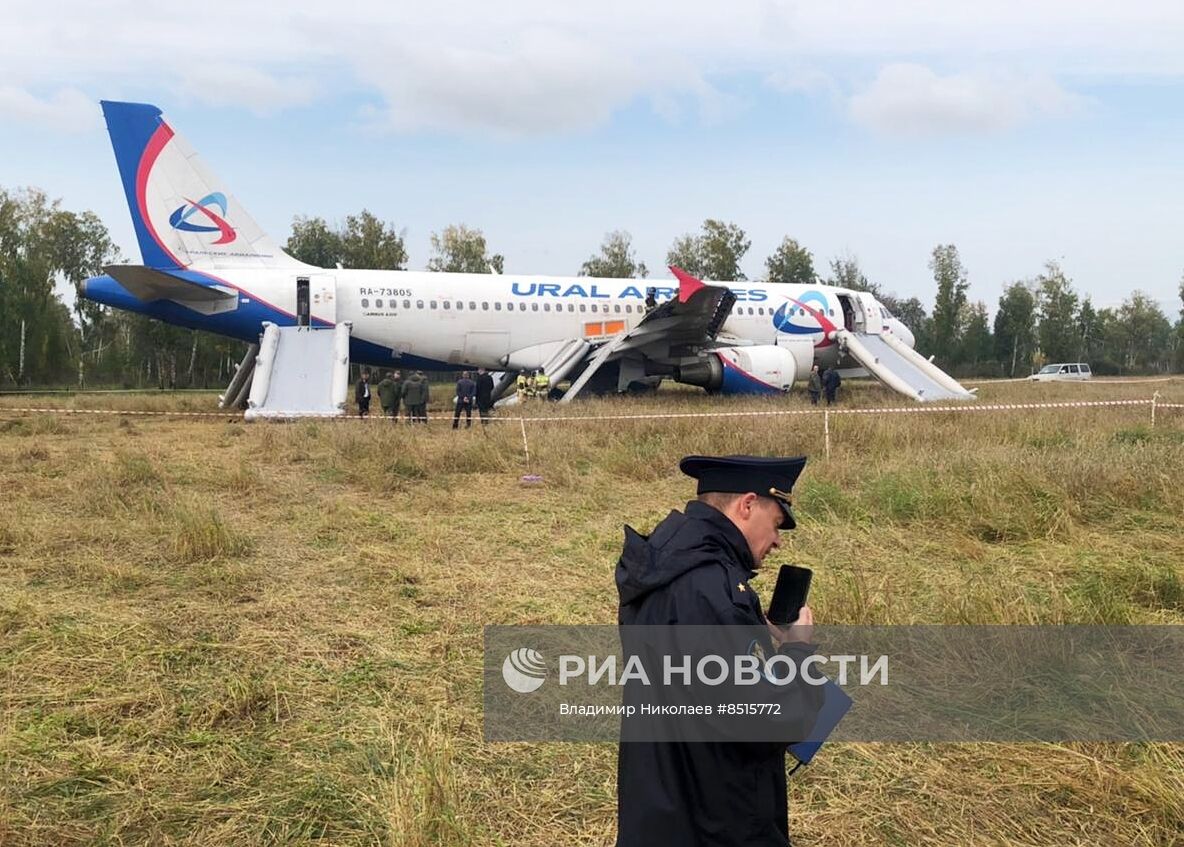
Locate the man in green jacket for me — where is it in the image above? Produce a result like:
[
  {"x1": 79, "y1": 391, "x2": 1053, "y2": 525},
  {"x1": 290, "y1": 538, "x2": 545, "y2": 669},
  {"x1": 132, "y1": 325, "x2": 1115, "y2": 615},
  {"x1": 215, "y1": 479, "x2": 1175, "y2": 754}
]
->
[
  {"x1": 402, "y1": 371, "x2": 430, "y2": 423},
  {"x1": 378, "y1": 371, "x2": 403, "y2": 419}
]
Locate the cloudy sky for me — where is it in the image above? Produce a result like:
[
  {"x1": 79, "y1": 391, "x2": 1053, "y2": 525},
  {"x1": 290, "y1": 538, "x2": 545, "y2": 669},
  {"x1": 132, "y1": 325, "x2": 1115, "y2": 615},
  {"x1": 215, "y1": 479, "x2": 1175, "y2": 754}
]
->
[{"x1": 3, "y1": 0, "x2": 1183, "y2": 316}]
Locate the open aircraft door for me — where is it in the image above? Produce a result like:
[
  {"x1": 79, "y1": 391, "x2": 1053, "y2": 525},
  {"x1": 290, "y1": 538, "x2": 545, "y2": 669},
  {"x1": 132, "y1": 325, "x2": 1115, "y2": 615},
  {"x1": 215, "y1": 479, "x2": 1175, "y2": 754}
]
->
[
  {"x1": 303, "y1": 273, "x2": 337, "y2": 326},
  {"x1": 855, "y1": 291, "x2": 884, "y2": 335}
]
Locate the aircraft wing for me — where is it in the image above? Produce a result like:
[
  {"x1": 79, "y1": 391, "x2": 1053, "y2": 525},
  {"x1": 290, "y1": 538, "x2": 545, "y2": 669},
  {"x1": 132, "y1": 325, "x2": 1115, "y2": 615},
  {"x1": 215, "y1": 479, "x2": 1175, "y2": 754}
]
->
[
  {"x1": 558, "y1": 267, "x2": 736, "y2": 401},
  {"x1": 596, "y1": 266, "x2": 736, "y2": 359},
  {"x1": 103, "y1": 264, "x2": 237, "y2": 302}
]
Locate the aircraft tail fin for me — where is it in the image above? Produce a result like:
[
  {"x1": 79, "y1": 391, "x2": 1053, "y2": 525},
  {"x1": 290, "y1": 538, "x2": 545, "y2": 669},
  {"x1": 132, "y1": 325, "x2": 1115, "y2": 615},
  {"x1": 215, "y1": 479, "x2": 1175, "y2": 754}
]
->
[{"x1": 100, "y1": 100, "x2": 309, "y2": 271}]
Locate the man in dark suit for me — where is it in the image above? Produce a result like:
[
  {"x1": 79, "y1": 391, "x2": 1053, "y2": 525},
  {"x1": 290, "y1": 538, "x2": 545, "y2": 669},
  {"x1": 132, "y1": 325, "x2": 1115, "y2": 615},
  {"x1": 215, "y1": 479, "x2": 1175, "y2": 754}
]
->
[
  {"x1": 475, "y1": 367, "x2": 495, "y2": 426},
  {"x1": 453, "y1": 371, "x2": 476, "y2": 429},
  {"x1": 354, "y1": 370, "x2": 372, "y2": 418}
]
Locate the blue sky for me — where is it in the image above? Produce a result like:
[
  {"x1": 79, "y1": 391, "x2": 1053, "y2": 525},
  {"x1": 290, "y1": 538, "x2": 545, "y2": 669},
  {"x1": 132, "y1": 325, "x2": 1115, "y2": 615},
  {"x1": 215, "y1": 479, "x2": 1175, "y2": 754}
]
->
[{"x1": 2, "y1": 1, "x2": 1182, "y2": 318}]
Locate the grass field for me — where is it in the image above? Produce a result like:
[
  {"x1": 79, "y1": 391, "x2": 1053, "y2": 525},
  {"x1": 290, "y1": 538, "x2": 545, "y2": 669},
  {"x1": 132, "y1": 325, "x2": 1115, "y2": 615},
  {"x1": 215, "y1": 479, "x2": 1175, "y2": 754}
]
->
[{"x1": 1, "y1": 377, "x2": 1183, "y2": 846}]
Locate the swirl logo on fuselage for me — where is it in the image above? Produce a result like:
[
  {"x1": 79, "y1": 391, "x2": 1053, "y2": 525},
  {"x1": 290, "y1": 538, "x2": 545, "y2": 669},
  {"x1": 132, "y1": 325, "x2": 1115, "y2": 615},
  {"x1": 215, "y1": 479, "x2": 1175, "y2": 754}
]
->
[
  {"x1": 168, "y1": 192, "x2": 237, "y2": 245},
  {"x1": 772, "y1": 291, "x2": 837, "y2": 346}
]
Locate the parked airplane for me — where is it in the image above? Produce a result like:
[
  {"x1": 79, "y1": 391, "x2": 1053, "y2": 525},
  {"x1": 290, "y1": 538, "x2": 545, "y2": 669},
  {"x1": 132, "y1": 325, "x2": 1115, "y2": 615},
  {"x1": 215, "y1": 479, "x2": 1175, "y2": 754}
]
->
[{"x1": 84, "y1": 101, "x2": 970, "y2": 403}]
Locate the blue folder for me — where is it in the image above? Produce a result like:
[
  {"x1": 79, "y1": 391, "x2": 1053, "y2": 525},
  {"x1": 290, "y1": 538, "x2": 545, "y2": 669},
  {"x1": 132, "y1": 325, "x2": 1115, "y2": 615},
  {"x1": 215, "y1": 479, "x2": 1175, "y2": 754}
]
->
[{"x1": 788, "y1": 679, "x2": 852, "y2": 765}]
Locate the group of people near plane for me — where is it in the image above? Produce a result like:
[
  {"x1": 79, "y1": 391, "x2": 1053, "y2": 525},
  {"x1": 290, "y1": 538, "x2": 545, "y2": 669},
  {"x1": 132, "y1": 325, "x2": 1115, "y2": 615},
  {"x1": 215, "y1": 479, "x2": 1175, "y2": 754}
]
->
[
  {"x1": 807, "y1": 363, "x2": 843, "y2": 406},
  {"x1": 515, "y1": 369, "x2": 552, "y2": 404},
  {"x1": 354, "y1": 368, "x2": 497, "y2": 427},
  {"x1": 356, "y1": 359, "x2": 840, "y2": 423}
]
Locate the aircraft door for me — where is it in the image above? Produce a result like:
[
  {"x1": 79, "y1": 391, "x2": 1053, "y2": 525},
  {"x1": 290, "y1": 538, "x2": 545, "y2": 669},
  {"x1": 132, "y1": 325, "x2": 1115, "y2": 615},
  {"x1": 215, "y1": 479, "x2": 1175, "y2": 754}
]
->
[
  {"x1": 296, "y1": 276, "x2": 310, "y2": 326},
  {"x1": 309, "y1": 274, "x2": 337, "y2": 325},
  {"x1": 836, "y1": 294, "x2": 856, "y2": 332},
  {"x1": 856, "y1": 292, "x2": 883, "y2": 335}
]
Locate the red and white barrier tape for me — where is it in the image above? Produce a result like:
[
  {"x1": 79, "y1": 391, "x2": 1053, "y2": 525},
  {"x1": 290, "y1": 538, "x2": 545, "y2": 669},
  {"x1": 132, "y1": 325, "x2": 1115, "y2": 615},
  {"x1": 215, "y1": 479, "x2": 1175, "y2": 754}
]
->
[
  {"x1": 2, "y1": 397, "x2": 1175, "y2": 424},
  {"x1": 0, "y1": 407, "x2": 234, "y2": 419}
]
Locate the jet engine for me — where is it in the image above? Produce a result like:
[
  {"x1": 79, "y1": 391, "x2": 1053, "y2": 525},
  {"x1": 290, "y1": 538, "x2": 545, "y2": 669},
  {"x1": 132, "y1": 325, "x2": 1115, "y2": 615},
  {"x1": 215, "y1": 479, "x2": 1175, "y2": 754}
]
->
[{"x1": 675, "y1": 345, "x2": 805, "y2": 395}]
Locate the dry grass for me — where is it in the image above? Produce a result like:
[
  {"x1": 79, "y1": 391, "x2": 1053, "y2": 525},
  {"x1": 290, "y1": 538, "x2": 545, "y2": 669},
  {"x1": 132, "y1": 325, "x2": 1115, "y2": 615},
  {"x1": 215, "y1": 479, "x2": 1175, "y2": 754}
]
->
[{"x1": 0, "y1": 377, "x2": 1182, "y2": 845}]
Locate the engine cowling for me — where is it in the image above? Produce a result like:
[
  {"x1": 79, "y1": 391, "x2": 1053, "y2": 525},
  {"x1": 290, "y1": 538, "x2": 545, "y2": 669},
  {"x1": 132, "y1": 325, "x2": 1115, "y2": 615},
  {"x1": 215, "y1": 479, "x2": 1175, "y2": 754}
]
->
[{"x1": 676, "y1": 345, "x2": 802, "y2": 395}]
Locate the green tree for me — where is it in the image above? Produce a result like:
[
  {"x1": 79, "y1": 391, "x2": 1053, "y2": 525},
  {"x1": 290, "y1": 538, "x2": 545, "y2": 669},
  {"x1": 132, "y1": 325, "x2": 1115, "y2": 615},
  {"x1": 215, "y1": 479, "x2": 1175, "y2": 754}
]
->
[
  {"x1": 427, "y1": 224, "x2": 503, "y2": 273},
  {"x1": 1176, "y1": 274, "x2": 1184, "y2": 372},
  {"x1": 579, "y1": 231, "x2": 648, "y2": 278},
  {"x1": 883, "y1": 295, "x2": 931, "y2": 350},
  {"x1": 1035, "y1": 261, "x2": 1079, "y2": 363},
  {"x1": 764, "y1": 237, "x2": 815, "y2": 285},
  {"x1": 0, "y1": 187, "x2": 118, "y2": 385},
  {"x1": 825, "y1": 254, "x2": 875, "y2": 294},
  {"x1": 665, "y1": 219, "x2": 750, "y2": 281},
  {"x1": 929, "y1": 244, "x2": 969, "y2": 366},
  {"x1": 993, "y1": 282, "x2": 1038, "y2": 377},
  {"x1": 666, "y1": 234, "x2": 704, "y2": 277},
  {"x1": 285, "y1": 215, "x2": 343, "y2": 267},
  {"x1": 1075, "y1": 297, "x2": 1104, "y2": 364},
  {"x1": 957, "y1": 301, "x2": 994, "y2": 372},
  {"x1": 1109, "y1": 291, "x2": 1173, "y2": 373},
  {"x1": 341, "y1": 210, "x2": 407, "y2": 270}
]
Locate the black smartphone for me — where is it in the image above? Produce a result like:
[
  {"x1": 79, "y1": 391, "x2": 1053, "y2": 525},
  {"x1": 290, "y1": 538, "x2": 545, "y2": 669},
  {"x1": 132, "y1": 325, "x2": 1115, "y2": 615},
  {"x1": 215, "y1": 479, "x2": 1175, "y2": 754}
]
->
[{"x1": 767, "y1": 565, "x2": 812, "y2": 625}]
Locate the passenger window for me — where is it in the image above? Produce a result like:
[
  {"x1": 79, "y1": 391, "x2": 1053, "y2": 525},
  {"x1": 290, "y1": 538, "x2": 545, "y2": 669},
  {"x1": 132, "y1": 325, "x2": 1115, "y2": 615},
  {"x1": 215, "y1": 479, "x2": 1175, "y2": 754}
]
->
[
  {"x1": 494, "y1": 302, "x2": 501, "y2": 311},
  {"x1": 532, "y1": 303, "x2": 539, "y2": 311},
  {"x1": 361, "y1": 298, "x2": 369, "y2": 308},
  {"x1": 1059, "y1": 366, "x2": 1068, "y2": 373},
  {"x1": 443, "y1": 301, "x2": 451, "y2": 310},
  {"x1": 1082, "y1": 364, "x2": 1091, "y2": 373},
  {"x1": 519, "y1": 303, "x2": 526, "y2": 311},
  {"x1": 544, "y1": 303, "x2": 551, "y2": 311},
  {"x1": 416, "y1": 300, "x2": 423, "y2": 309},
  {"x1": 403, "y1": 300, "x2": 410, "y2": 309},
  {"x1": 430, "y1": 301, "x2": 437, "y2": 309},
  {"x1": 1069, "y1": 365, "x2": 1079, "y2": 373},
  {"x1": 456, "y1": 301, "x2": 463, "y2": 310},
  {"x1": 568, "y1": 304, "x2": 575, "y2": 312},
  {"x1": 482, "y1": 302, "x2": 489, "y2": 310},
  {"x1": 470, "y1": 302, "x2": 476, "y2": 310},
  {"x1": 375, "y1": 299, "x2": 383, "y2": 308},
  {"x1": 580, "y1": 304, "x2": 587, "y2": 312},
  {"x1": 614, "y1": 304, "x2": 621, "y2": 313}
]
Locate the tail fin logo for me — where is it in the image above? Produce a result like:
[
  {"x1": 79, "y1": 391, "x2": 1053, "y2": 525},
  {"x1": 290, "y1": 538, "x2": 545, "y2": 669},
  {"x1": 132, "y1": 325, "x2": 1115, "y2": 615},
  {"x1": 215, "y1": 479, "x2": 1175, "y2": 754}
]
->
[{"x1": 168, "y1": 192, "x2": 237, "y2": 245}]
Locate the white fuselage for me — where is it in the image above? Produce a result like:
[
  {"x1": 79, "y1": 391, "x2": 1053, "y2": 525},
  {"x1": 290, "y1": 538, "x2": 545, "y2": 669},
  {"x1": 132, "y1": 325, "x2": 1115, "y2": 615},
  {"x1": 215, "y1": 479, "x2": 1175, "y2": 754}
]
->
[{"x1": 184, "y1": 268, "x2": 914, "y2": 371}]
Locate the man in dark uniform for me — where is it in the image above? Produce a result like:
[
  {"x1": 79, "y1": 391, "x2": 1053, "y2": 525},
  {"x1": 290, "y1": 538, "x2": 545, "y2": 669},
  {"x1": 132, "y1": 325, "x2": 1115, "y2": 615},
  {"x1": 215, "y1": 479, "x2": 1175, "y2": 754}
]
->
[
  {"x1": 822, "y1": 367, "x2": 841, "y2": 405},
  {"x1": 474, "y1": 367, "x2": 495, "y2": 425},
  {"x1": 615, "y1": 455, "x2": 821, "y2": 847}
]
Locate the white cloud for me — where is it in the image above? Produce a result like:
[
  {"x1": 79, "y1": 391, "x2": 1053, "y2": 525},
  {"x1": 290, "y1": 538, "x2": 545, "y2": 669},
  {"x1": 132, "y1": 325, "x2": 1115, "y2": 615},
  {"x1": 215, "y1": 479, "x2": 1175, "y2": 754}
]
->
[
  {"x1": 0, "y1": 1, "x2": 1181, "y2": 136},
  {"x1": 848, "y1": 64, "x2": 1089, "y2": 136},
  {"x1": 0, "y1": 86, "x2": 97, "y2": 132},
  {"x1": 178, "y1": 65, "x2": 320, "y2": 116}
]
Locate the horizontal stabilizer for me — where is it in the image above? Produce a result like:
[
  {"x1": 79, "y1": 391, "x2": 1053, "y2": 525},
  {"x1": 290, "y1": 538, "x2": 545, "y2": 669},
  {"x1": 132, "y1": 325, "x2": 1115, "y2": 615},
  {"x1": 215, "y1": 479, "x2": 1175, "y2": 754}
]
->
[{"x1": 104, "y1": 264, "x2": 235, "y2": 302}]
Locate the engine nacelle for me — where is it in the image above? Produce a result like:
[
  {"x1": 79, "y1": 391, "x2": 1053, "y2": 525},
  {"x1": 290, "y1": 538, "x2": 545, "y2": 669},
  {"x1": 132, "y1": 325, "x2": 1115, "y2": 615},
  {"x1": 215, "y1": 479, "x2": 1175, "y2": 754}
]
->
[{"x1": 676, "y1": 345, "x2": 803, "y2": 395}]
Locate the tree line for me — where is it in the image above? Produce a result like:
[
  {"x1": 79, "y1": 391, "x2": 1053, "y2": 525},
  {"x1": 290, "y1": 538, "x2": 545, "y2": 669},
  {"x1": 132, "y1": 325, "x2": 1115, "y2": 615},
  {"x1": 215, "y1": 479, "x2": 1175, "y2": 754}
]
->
[{"x1": 3, "y1": 185, "x2": 1182, "y2": 388}]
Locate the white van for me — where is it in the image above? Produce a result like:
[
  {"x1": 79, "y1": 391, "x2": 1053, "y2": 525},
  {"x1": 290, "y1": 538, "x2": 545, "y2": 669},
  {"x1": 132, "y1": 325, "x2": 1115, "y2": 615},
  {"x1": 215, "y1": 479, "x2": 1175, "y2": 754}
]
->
[{"x1": 1029, "y1": 363, "x2": 1093, "y2": 382}]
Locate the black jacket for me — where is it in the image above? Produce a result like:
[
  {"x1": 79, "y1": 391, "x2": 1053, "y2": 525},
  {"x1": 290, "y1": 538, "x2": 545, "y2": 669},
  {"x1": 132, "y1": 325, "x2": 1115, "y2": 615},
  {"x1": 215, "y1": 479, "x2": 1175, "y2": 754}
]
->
[
  {"x1": 455, "y1": 376, "x2": 476, "y2": 402},
  {"x1": 615, "y1": 501, "x2": 821, "y2": 847},
  {"x1": 475, "y1": 373, "x2": 495, "y2": 408}
]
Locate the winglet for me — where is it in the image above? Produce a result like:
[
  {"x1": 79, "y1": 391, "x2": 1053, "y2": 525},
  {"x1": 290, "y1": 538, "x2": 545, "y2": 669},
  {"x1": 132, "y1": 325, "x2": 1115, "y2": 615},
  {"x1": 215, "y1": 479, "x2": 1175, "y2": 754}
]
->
[{"x1": 670, "y1": 266, "x2": 707, "y2": 303}]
